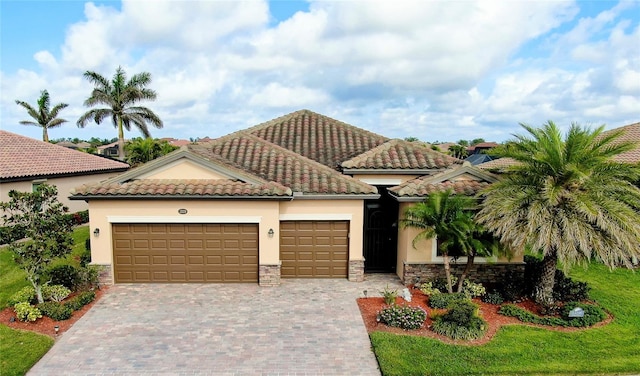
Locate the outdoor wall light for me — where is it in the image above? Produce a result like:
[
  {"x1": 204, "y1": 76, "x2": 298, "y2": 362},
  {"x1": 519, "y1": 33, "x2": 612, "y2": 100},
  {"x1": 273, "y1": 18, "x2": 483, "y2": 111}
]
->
[
  {"x1": 268, "y1": 228, "x2": 275, "y2": 238},
  {"x1": 93, "y1": 228, "x2": 100, "y2": 237}
]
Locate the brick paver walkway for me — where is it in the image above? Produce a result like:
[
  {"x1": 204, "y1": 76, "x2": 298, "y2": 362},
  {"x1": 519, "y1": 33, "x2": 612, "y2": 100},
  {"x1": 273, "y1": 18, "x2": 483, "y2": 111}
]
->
[{"x1": 29, "y1": 274, "x2": 403, "y2": 375}]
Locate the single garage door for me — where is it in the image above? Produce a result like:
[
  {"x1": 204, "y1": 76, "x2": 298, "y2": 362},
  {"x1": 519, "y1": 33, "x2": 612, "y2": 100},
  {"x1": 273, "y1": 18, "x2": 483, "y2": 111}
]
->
[
  {"x1": 112, "y1": 223, "x2": 258, "y2": 283},
  {"x1": 280, "y1": 221, "x2": 348, "y2": 278}
]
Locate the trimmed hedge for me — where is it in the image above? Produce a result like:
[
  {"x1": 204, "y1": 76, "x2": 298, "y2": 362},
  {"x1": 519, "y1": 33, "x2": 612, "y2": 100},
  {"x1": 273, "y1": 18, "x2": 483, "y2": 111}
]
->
[
  {"x1": 431, "y1": 301, "x2": 487, "y2": 340},
  {"x1": 428, "y1": 292, "x2": 470, "y2": 309},
  {"x1": 38, "y1": 301, "x2": 72, "y2": 321}
]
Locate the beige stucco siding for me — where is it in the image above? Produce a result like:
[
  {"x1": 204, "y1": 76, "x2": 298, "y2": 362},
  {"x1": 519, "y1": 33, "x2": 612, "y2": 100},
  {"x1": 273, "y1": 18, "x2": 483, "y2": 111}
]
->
[
  {"x1": 279, "y1": 199, "x2": 365, "y2": 261},
  {"x1": 1, "y1": 173, "x2": 123, "y2": 213},
  {"x1": 88, "y1": 200, "x2": 281, "y2": 266},
  {"x1": 351, "y1": 174, "x2": 421, "y2": 185},
  {"x1": 140, "y1": 160, "x2": 227, "y2": 180}
]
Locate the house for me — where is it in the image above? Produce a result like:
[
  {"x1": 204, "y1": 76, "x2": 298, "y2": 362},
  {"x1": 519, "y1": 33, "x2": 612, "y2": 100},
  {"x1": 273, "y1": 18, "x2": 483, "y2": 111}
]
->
[
  {"x1": 97, "y1": 141, "x2": 121, "y2": 157},
  {"x1": 71, "y1": 110, "x2": 521, "y2": 286},
  {"x1": 0, "y1": 130, "x2": 130, "y2": 213},
  {"x1": 465, "y1": 142, "x2": 499, "y2": 165}
]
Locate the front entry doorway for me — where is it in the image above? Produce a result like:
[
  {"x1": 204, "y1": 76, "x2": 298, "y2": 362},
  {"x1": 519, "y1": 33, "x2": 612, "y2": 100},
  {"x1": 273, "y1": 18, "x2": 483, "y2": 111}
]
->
[{"x1": 363, "y1": 186, "x2": 398, "y2": 272}]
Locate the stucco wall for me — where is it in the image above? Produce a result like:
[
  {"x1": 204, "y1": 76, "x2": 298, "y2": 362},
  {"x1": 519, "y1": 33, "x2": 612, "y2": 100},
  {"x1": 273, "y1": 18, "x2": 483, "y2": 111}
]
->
[
  {"x1": 351, "y1": 174, "x2": 421, "y2": 185},
  {"x1": 141, "y1": 160, "x2": 227, "y2": 180},
  {"x1": 1, "y1": 172, "x2": 123, "y2": 213},
  {"x1": 279, "y1": 199, "x2": 365, "y2": 261},
  {"x1": 88, "y1": 200, "x2": 281, "y2": 265}
]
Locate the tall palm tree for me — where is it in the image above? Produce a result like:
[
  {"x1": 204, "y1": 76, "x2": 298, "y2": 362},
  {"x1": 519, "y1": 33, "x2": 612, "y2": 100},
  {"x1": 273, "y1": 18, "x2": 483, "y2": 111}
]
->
[
  {"x1": 477, "y1": 121, "x2": 640, "y2": 305},
  {"x1": 401, "y1": 190, "x2": 477, "y2": 293},
  {"x1": 77, "y1": 66, "x2": 163, "y2": 160},
  {"x1": 124, "y1": 137, "x2": 178, "y2": 166},
  {"x1": 15, "y1": 90, "x2": 68, "y2": 142}
]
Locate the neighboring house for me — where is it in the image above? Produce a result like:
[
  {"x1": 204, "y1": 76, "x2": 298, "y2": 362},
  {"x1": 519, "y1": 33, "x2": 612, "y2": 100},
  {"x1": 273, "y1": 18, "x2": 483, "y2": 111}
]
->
[
  {"x1": 97, "y1": 141, "x2": 120, "y2": 157},
  {"x1": 0, "y1": 130, "x2": 129, "y2": 213},
  {"x1": 478, "y1": 122, "x2": 640, "y2": 172},
  {"x1": 56, "y1": 140, "x2": 79, "y2": 149},
  {"x1": 160, "y1": 137, "x2": 191, "y2": 147},
  {"x1": 465, "y1": 142, "x2": 499, "y2": 165},
  {"x1": 71, "y1": 110, "x2": 521, "y2": 286}
]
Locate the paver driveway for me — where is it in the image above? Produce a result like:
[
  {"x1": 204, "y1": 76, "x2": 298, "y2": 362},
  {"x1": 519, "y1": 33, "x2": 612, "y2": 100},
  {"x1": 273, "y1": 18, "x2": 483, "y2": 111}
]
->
[{"x1": 29, "y1": 274, "x2": 403, "y2": 375}]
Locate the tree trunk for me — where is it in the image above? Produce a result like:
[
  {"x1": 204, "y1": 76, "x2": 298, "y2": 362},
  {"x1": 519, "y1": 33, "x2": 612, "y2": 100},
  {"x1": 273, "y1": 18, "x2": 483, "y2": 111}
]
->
[
  {"x1": 43, "y1": 128, "x2": 48, "y2": 143},
  {"x1": 534, "y1": 250, "x2": 557, "y2": 306},
  {"x1": 31, "y1": 280, "x2": 44, "y2": 304},
  {"x1": 456, "y1": 253, "x2": 475, "y2": 293},
  {"x1": 117, "y1": 117, "x2": 125, "y2": 161},
  {"x1": 442, "y1": 251, "x2": 454, "y2": 293}
]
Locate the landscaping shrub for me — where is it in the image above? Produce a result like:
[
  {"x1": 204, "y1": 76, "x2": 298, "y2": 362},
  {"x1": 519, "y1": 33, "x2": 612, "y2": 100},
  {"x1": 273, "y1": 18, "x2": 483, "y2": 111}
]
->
[
  {"x1": 378, "y1": 305, "x2": 427, "y2": 330},
  {"x1": 462, "y1": 280, "x2": 486, "y2": 298},
  {"x1": 0, "y1": 225, "x2": 26, "y2": 244},
  {"x1": 47, "y1": 264, "x2": 79, "y2": 290},
  {"x1": 431, "y1": 301, "x2": 487, "y2": 340},
  {"x1": 13, "y1": 302, "x2": 42, "y2": 322},
  {"x1": 42, "y1": 284, "x2": 71, "y2": 302},
  {"x1": 8, "y1": 286, "x2": 36, "y2": 306},
  {"x1": 76, "y1": 290, "x2": 96, "y2": 306},
  {"x1": 419, "y1": 281, "x2": 441, "y2": 296},
  {"x1": 79, "y1": 247, "x2": 91, "y2": 267},
  {"x1": 62, "y1": 210, "x2": 90, "y2": 226},
  {"x1": 428, "y1": 292, "x2": 469, "y2": 309},
  {"x1": 76, "y1": 265, "x2": 99, "y2": 291},
  {"x1": 380, "y1": 285, "x2": 398, "y2": 305},
  {"x1": 433, "y1": 276, "x2": 458, "y2": 292},
  {"x1": 554, "y1": 270, "x2": 590, "y2": 302},
  {"x1": 499, "y1": 270, "x2": 526, "y2": 302},
  {"x1": 482, "y1": 291, "x2": 504, "y2": 305},
  {"x1": 38, "y1": 301, "x2": 72, "y2": 321},
  {"x1": 498, "y1": 303, "x2": 605, "y2": 327}
]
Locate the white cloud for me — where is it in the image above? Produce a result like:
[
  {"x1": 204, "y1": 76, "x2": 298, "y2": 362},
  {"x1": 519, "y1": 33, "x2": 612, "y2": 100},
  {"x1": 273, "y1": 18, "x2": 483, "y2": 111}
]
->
[{"x1": 248, "y1": 83, "x2": 330, "y2": 108}]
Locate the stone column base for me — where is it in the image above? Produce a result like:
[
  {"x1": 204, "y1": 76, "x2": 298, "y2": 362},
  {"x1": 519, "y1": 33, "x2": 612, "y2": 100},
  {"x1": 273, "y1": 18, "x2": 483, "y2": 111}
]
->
[
  {"x1": 92, "y1": 264, "x2": 113, "y2": 286},
  {"x1": 259, "y1": 263, "x2": 281, "y2": 286},
  {"x1": 348, "y1": 259, "x2": 365, "y2": 282}
]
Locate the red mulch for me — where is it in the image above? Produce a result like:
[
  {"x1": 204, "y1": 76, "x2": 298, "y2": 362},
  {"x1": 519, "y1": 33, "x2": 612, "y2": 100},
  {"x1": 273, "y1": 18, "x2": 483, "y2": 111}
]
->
[
  {"x1": 0, "y1": 286, "x2": 108, "y2": 339},
  {"x1": 357, "y1": 287, "x2": 612, "y2": 346}
]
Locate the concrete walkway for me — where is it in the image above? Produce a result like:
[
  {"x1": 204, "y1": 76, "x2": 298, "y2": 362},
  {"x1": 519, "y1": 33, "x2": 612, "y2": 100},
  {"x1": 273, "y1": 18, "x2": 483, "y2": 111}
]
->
[{"x1": 29, "y1": 274, "x2": 403, "y2": 376}]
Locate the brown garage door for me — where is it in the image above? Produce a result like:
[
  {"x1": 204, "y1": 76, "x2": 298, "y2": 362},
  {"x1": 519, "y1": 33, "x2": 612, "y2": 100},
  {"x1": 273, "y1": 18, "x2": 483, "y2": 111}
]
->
[
  {"x1": 112, "y1": 223, "x2": 258, "y2": 283},
  {"x1": 280, "y1": 221, "x2": 348, "y2": 278}
]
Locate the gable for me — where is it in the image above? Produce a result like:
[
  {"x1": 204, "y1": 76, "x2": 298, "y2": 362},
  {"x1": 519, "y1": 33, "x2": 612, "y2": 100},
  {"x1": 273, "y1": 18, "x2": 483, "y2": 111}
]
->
[{"x1": 139, "y1": 159, "x2": 229, "y2": 180}]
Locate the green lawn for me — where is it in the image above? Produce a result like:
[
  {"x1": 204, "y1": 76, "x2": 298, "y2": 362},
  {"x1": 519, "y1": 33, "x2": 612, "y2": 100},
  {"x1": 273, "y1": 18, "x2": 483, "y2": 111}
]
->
[
  {"x1": 370, "y1": 263, "x2": 640, "y2": 375},
  {"x1": 0, "y1": 226, "x2": 89, "y2": 375}
]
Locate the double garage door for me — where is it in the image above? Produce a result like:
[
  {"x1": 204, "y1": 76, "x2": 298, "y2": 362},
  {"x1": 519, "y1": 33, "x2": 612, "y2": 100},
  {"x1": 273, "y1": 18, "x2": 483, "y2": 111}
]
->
[
  {"x1": 113, "y1": 223, "x2": 258, "y2": 283},
  {"x1": 112, "y1": 220, "x2": 349, "y2": 283}
]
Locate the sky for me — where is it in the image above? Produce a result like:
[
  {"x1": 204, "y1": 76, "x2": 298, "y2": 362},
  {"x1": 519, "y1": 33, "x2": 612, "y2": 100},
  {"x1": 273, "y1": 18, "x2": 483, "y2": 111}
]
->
[{"x1": 1, "y1": 0, "x2": 639, "y2": 143}]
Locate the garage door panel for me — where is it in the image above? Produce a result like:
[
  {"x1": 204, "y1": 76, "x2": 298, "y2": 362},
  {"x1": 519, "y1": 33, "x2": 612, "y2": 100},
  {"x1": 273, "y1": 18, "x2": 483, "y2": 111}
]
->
[
  {"x1": 113, "y1": 223, "x2": 258, "y2": 283},
  {"x1": 280, "y1": 220, "x2": 348, "y2": 278}
]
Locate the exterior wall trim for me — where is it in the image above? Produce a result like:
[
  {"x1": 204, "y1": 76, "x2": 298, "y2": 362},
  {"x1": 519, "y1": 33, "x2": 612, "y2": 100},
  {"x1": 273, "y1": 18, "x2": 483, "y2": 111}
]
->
[
  {"x1": 358, "y1": 178, "x2": 402, "y2": 185},
  {"x1": 278, "y1": 213, "x2": 352, "y2": 221},
  {"x1": 107, "y1": 215, "x2": 262, "y2": 223}
]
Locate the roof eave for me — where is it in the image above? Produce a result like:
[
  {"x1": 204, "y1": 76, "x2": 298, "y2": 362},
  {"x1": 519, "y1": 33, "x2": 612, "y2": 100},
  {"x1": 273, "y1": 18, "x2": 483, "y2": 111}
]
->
[
  {"x1": 291, "y1": 193, "x2": 381, "y2": 200},
  {"x1": 0, "y1": 167, "x2": 130, "y2": 183},
  {"x1": 69, "y1": 194, "x2": 293, "y2": 201},
  {"x1": 341, "y1": 168, "x2": 443, "y2": 175}
]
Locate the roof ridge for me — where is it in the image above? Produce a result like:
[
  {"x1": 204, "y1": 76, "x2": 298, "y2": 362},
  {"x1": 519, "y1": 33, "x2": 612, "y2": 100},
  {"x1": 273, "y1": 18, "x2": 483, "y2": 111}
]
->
[{"x1": 341, "y1": 138, "x2": 461, "y2": 169}]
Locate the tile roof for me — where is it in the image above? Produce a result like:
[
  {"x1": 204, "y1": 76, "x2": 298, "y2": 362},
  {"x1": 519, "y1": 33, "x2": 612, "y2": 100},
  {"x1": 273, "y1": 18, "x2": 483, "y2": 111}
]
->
[
  {"x1": 247, "y1": 109, "x2": 389, "y2": 170},
  {"x1": 389, "y1": 177, "x2": 491, "y2": 197},
  {"x1": 602, "y1": 122, "x2": 640, "y2": 163},
  {"x1": 341, "y1": 139, "x2": 462, "y2": 170},
  {"x1": 188, "y1": 133, "x2": 378, "y2": 195},
  {"x1": 0, "y1": 130, "x2": 129, "y2": 181},
  {"x1": 71, "y1": 179, "x2": 291, "y2": 198},
  {"x1": 477, "y1": 157, "x2": 518, "y2": 171}
]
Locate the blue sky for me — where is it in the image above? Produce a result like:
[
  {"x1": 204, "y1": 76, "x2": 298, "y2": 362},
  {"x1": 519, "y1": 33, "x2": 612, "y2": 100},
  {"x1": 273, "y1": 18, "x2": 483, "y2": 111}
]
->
[{"x1": 1, "y1": 0, "x2": 638, "y2": 143}]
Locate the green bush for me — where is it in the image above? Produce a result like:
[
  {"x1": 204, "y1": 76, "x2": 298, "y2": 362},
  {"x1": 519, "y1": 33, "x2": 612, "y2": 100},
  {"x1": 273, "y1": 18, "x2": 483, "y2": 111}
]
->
[
  {"x1": 499, "y1": 270, "x2": 526, "y2": 301},
  {"x1": 554, "y1": 271, "x2": 590, "y2": 302},
  {"x1": 47, "y1": 264, "x2": 79, "y2": 290},
  {"x1": 76, "y1": 266, "x2": 99, "y2": 290},
  {"x1": 498, "y1": 303, "x2": 604, "y2": 327},
  {"x1": 562, "y1": 302, "x2": 607, "y2": 327},
  {"x1": 378, "y1": 305, "x2": 427, "y2": 330},
  {"x1": 380, "y1": 285, "x2": 398, "y2": 305},
  {"x1": 428, "y1": 292, "x2": 469, "y2": 309},
  {"x1": 418, "y1": 281, "x2": 441, "y2": 296},
  {"x1": 14, "y1": 302, "x2": 42, "y2": 322},
  {"x1": 462, "y1": 280, "x2": 486, "y2": 298},
  {"x1": 433, "y1": 276, "x2": 458, "y2": 292},
  {"x1": 8, "y1": 286, "x2": 36, "y2": 306},
  {"x1": 38, "y1": 301, "x2": 72, "y2": 321},
  {"x1": 76, "y1": 290, "x2": 96, "y2": 306},
  {"x1": 79, "y1": 247, "x2": 91, "y2": 267},
  {"x1": 0, "y1": 225, "x2": 26, "y2": 244},
  {"x1": 482, "y1": 291, "x2": 504, "y2": 305},
  {"x1": 42, "y1": 284, "x2": 71, "y2": 302},
  {"x1": 431, "y1": 301, "x2": 487, "y2": 340}
]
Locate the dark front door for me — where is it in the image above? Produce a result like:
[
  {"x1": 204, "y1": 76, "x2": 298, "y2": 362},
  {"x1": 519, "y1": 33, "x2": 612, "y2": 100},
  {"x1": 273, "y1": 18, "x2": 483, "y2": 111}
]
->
[{"x1": 363, "y1": 187, "x2": 398, "y2": 272}]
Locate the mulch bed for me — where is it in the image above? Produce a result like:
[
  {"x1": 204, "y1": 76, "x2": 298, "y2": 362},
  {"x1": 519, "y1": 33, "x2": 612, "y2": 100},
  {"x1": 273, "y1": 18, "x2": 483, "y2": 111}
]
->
[
  {"x1": 0, "y1": 286, "x2": 108, "y2": 338},
  {"x1": 357, "y1": 286, "x2": 612, "y2": 346}
]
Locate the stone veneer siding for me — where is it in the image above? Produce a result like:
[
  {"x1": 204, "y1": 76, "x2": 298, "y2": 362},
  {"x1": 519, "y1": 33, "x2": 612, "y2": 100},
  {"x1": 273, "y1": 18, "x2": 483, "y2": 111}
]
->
[
  {"x1": 259, "y1": 264, "x2": 281, "y2": 286},
  {"x1": 402, "y1": 262, "x2": 525, "y2": 286},
  {"x1": 94, "y1": 264, "x2": 114, "y2": 286},
  {"x1": 348, "y1": 260, "x2": 365, "y2": 282}
]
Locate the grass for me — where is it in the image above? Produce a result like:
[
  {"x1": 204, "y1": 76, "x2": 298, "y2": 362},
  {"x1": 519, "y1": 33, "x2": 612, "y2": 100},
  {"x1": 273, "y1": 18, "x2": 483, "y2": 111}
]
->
[
  {"x1": 0, "y1": 226, "x2": 89, "y2": 375},
  {"x1": 370, "y1": 263, "x2": 640, "y2": 375}
]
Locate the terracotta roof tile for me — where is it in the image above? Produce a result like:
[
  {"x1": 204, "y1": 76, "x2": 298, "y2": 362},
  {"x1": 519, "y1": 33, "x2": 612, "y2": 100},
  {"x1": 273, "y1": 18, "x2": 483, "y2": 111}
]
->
[
  {"x1": 247, "y1": 109, "x2": 389, "y2": 170},
  {"x1": 188, "y1": 133, "x2": 377, "y2": 195},
  {"x1": 389, "y1": 177, "x2": 491, "y2": 197},
  {"x1": 341, "y1": 139, "x2": 462, "y2": 170},
  {"x1": 71, "y1": 179, "x2": 291, "y2": 198},
  {"x1": 603, "y1": 122, "x2": 640, "y2": 163},
  {"x1": 0, "y1": 130, "x2": 129, "y2": 181}
]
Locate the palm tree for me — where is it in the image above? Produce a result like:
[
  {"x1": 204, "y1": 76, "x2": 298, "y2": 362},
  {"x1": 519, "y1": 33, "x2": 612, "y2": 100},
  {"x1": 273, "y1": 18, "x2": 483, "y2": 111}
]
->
[
  {"x1": 452, "y1": 224, "x2": 503, "y2": 293},
  {"x1": 15, "y1": 90, "x2": 68, "y2": 142},
  {"x1": 77, "y1": 66, "x2": 163, "y2": 160},
  {"x1": 124, "y1": 138, "x2": 178, "y2": 166},
  {"x1": 476, "y1": 121, "x2": 640, "y2": 305},
  {"x1": 401, "y1": 190, "x2": 477, "y2": 293}
]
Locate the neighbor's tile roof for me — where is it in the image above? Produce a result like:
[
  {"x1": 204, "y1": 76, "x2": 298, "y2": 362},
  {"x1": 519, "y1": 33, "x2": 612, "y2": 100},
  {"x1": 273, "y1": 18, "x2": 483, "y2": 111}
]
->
[
  {"x1": 188, "y1": 133, "x2": 378, "y2": 195},
  {"x1": 477, "y1": 157, "x2": 518, "y2": 171},
  {"x1": 0, "y1": 130, "x2": 129, "y2": 181},
  {"x1": 603, "y1": 122, "x2": 640, "y2": 163},
  {"x1": 248, "y1": 109, "x2": 389, "y2": 170},
  {"x1": 71, "y1": 179, "x2": 291, "y2": 198},
  {"x1": 389, "y1": 177, "x2": 491, "y2": 197},
  {"x1": 341, "y1": 139, "x2": 462, "y2": 170}
]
